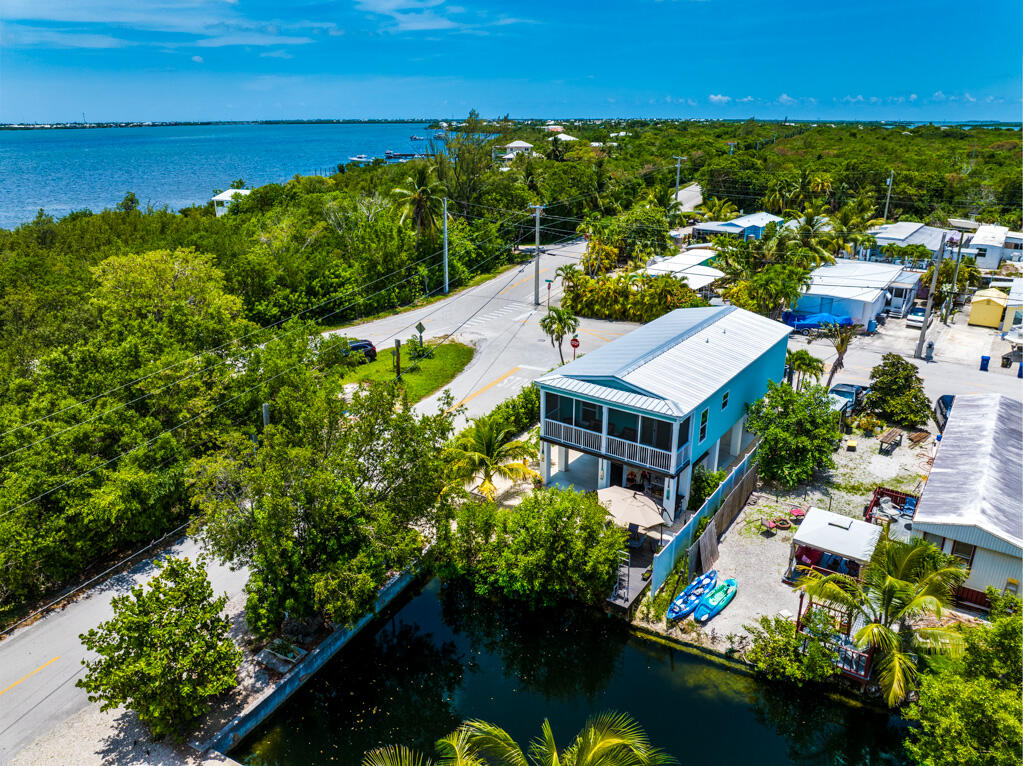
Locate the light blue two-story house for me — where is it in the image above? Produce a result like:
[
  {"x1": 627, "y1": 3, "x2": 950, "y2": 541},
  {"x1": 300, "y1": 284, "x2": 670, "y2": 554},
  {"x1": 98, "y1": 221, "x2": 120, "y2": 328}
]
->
[{"x1": 535, "y1": 306, "x2": 791, "y2": 516}]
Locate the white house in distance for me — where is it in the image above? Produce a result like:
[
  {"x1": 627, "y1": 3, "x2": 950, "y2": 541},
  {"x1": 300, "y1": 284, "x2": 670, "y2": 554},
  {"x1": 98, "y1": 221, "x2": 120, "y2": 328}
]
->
[
  {"x1": 794, "y1": 259, "x2": 921, "y2": 323},
  {"x1": 642, "y1": 249, "x2": 723, "y2": 292},
  {"x1": 502, "y1": 140, "x2": 533, "y2": 157},
  {"x1": 969, "y1": 225, "x2": 1023, "y2": 270},
  {"x1": 551, "y1": 133, "x2": 579, "y2": 143},
  {"x1": 912, "y1": 394, "x2": 1022, "y2": 609},
  {"x1": 534, "y1": 306, "x2": 790, "y2": 516},
  {"x1": 211, "y1": 188, "x2": 250, "y2": 217}
]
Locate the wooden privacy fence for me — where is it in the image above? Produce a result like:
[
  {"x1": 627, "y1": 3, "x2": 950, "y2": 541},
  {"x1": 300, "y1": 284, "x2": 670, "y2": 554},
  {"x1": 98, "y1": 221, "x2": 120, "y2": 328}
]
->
[
  {"x1": 684, "y1": 460, "x2": 759, "y2": 581},
  {"x1": 650, "y1": 444, "x2": 759, "y2": 594}
]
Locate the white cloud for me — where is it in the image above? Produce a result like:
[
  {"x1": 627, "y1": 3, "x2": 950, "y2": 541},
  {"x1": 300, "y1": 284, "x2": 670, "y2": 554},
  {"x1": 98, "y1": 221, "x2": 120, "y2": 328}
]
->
[
  {"x1": 708, "y1": 94, "x2": 730, "y2": 104},
  {"x1": 931, "y1": 90, "x2": 946, "y2": 101},
  {"x1": 737, "y1": 95, "x2": 754, "y2": 103},
  {"x1": 868, "y1": 96, "x2": 880, "y2": 104},
  {"x1": 842, "y1": 94, "x2": 864, "y2": 103},
  {"x1": 354, "y1": 0, "x2": 531, "y2": 33},
  {"x1": 686, "y1": 98, "x2": 697, "y2": 106},
  {"x1": 909, "y1": 93, "x2": 917, "y2": 101},
  {"x1": 778, "y1": 93, "x2": 796, "y2": 105},
  {"x1": 194, "y1": 33, "x2": 313, "y2": 47},
  {"x1": 191, "y1": 54, "x2": 203, "y2": 62},
  {"x1": 964, "y1": 92, "x2": 976, "y2": 102},
  {"x1": 260, "y1": 49, "x2": 294, "y2": 58}
]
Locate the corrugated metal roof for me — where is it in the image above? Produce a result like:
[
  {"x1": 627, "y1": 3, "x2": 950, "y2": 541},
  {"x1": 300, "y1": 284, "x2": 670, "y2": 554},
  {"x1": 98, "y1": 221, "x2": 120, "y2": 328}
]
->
[
  {"x1": 536, "y1": 306, "x2": 791, "y2": 416},
  {"x1": 732, "y1": 211, "x2": 783, "y2": 228},
  {"x1": 971, "y1": 225, "x2": 1009, "y2": 248},
  {"x1": 915, "y1": 395, "x2": 1023, "y2": 553},
  {"x1": 803, "y1": 259, "x2": 904, "y2": 303}
]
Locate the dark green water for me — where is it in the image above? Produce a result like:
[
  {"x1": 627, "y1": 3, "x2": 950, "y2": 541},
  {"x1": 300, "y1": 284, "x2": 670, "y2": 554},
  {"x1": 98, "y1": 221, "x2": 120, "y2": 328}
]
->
[{"x1": 235, "y1": 579, "x2": 908, "y2": 765}]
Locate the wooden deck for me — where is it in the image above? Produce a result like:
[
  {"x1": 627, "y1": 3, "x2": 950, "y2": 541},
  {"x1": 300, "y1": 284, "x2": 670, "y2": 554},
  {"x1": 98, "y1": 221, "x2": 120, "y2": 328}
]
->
[{"x1": 607, "y1": 539, "x2": 655, "y2": 612}]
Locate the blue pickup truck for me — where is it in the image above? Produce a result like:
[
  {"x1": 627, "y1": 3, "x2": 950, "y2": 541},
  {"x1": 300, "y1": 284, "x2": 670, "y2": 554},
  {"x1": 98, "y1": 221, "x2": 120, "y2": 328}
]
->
[{"x1": 784, "y1": 312, "x2": 854, "y2": 335}]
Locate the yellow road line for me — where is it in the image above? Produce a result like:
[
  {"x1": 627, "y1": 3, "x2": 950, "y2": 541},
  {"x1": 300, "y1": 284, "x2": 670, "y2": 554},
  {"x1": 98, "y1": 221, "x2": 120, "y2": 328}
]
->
[
  {"x1": 577, "y1": 327, "x2": 621, "y2": 342},
  {"x1": 499, "y1": 267, "x2": 550, "y2": 295},
  {"x1": 447, "y1": 368, "x2": 520, "y2": 412},
  {"x1": 0, "y1": 656, "x2": 59, "y2": 697}
]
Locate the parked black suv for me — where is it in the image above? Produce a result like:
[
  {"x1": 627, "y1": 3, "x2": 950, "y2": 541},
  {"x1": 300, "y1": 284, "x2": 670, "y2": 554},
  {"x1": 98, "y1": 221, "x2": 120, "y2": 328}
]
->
[{"x1": 346, "y1": 339, "x2": 377, "y2": 362}]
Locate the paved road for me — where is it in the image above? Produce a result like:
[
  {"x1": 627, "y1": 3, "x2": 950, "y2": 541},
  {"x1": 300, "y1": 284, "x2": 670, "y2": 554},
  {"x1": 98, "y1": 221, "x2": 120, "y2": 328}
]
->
[
  {"x1": 0, "y1": 241, "x2": 632, "y2": 762},
  {"x1": 791, "y1": 310, "x2": 1023, "y2": 403},
  {"x1": 0, "y1": 538, "x2": 249, "y2": 763}
]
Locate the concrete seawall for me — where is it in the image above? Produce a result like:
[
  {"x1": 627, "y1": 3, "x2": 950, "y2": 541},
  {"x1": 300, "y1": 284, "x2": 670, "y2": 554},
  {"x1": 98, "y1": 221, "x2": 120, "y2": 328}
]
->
[{"x1": 197, "y1": 569, "x2": 418, "y2": 757}]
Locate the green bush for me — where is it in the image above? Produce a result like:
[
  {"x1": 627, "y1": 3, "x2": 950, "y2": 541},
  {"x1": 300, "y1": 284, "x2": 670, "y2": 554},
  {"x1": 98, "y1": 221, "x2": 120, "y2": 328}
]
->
[
  {"x1": 77, "y1": 557, "x2": 241, "y2": 740},
  {"x1": 863, "y1": 353, "x2": 932, "y2": 427},
  {"x1": 488, "y1": 384, "x2": 541, "y2": 435},
  {"x1": 747, "y1": 381, "x2": 841, "y2": 488},
  {"x1": 437, "y1": 486, "x2": 626, "y2": 607},
  {"x1": 687, "y1": 466, "x2": 727, "y2": 511},
  {"x1": 743, "y1": 610, "x2": 839, "y2": 686}
]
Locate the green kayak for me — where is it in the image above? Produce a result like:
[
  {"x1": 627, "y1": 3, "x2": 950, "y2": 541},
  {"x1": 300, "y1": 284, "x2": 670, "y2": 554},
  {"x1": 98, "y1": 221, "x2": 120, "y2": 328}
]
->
[{"x1": 693, "y1": 578, "x2": 738, "y2": 623}]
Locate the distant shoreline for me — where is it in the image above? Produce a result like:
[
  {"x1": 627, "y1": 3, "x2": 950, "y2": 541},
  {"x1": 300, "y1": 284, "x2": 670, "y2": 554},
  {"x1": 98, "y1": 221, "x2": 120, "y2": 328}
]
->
[
  {"x1": 1, "y1": 118, "x2": 1019, "y2": 132},
  {"x1": 0, "y1": 119, "x2": 438, "y2": 131}
]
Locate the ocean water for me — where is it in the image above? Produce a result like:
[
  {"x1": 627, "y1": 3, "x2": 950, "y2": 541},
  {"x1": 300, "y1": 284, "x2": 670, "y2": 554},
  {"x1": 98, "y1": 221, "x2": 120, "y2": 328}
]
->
[{"x1": 0, "y1": 122, "x2": 432, "y2": 230}]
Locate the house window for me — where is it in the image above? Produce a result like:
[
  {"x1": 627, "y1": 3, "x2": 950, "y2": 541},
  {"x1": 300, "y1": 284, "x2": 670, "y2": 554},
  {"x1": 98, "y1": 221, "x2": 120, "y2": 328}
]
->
[
  {"x1": 721, "y1": 391, "x2": 729, "y2": 410},
  {"x1": 574, "y1": 400, "x2": 603, "y2": 433},
  {"x1": 607, "y1": 408, "x2": 638, "y2": 441},
  {"x1": 545, "y1": 392, "x2": 573, "y2": 425},
  {"x1": 922, "y1": 532, "x2": 945, "y2": 550},
  {"x1": 699, "y1": 409, "x2": 709, "y2": 442},
  {"x1": 677, "y1": 416, "x2": 691, "y2": 448},
  {"x1": 640, "y1": 416, "x2": 672, "y2": 452},
  {"x1": 951, "y1": 540, "x2": 975, "y2": 568}
]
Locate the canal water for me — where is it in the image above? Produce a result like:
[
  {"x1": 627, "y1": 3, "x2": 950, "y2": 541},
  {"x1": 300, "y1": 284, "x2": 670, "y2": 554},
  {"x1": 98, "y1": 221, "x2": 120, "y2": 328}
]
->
[{"x1": 235, "y1": 579, "x2": 908, "y2": 765}]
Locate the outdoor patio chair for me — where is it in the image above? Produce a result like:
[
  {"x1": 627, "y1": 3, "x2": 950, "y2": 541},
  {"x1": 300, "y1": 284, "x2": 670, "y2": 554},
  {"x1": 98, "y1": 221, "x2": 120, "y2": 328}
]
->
[
  {"x1": 900, "y1": 497, "x2": 918, "y2": 518},
  {"x1": 760, "y1": 517, "x2": 778, "y2": 535},
  {"x1": 789, "y1": 507, "x2": 806, "y2": 521},
  {"x1": 627, "y1": 523, "x2": 644, "y2": 549}
]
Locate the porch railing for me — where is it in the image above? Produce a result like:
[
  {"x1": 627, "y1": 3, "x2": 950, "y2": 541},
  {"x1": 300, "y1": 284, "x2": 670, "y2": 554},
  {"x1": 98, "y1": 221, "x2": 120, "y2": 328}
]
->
[
  {"x1": 542, "y1": 419, "x2": 601, "y2": 452},
  {"x1": 542, "y1": 420, "x2": 673, "y2": 472},
  {"x1": 605, "y1": 434, "x2": 672, "y2": 472}
]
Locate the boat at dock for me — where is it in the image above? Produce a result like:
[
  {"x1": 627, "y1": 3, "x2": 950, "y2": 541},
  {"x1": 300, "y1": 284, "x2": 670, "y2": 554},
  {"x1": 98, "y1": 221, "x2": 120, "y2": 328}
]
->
[
  {"x1": 347, "y1": 154, "x2": 370, "y2": 163},
  {"x1": 410, "y1": 134, "x2": 425, "y2": 140}
]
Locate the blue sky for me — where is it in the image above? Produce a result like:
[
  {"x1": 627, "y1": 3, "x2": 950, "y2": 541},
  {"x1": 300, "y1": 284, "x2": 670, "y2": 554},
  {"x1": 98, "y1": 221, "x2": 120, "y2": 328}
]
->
[{"x1": 1, "y1": 0, "x2": 1020, "y2": 122}]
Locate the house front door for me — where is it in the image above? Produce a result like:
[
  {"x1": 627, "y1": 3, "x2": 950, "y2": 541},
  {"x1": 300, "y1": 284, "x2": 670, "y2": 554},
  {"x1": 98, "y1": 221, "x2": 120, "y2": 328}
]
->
[{"x1": 610, "y1": 462, "x2": 623, "y2": 487}]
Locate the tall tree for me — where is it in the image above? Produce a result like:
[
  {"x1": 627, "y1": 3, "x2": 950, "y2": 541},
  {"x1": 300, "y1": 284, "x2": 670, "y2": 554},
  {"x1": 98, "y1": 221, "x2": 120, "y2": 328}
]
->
[
  {"x1": 539, "y1": 306, "x2": 580, "y2": 364},
  {"x1": 799, "y1": 534, "x2": 968, "y2": 706},
  {"x1": 785, "y1": 349, "x2": 825, "y2": 390},
  {"x1": 364, "y1": 712, "x2": 675, "y2": 766},
  {"x1": 810, "y1": 322, "x2": 862, "y2": 389},
  {"x1": 392, "y1": 163, "x2": 445, "y2": 247},
  {"x1": 444, "y1": 415, "x2": 538, "y2": 500}
]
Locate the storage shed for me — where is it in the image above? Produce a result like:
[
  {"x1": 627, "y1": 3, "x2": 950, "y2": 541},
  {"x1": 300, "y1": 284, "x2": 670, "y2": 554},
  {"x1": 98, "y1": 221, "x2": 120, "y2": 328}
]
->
[{"x1": 968, "y1": 288, "x2": 1008, "y2": 328}]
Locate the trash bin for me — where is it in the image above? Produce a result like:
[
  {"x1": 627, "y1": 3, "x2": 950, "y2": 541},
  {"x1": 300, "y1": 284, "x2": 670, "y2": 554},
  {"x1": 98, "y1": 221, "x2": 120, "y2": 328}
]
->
[
  {"x1": 980, "y1": 355, "x2": 991, "y2": 371},
  {"x1": 867, "y1": 319, "x2": 877, "y2": 333},
  {"x1": 1002, "y1": 354, "x2": 1013, "y2": 368}
]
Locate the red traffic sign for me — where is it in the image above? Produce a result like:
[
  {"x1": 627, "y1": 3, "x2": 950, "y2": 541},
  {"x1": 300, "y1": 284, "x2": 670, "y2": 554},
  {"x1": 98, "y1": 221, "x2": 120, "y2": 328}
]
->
[{"x1": 570, "y1": 337, "x2": 580, "y2": 349}]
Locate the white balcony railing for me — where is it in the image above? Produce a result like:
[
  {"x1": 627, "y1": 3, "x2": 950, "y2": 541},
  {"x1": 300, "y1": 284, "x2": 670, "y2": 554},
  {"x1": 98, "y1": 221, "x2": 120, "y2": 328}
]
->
[
  {"x1": 605, "y1": 434, "x2": 672, "y2": 472},
  {"x1": 543, "y1": 419, "x2": 602, "y2": 452}
]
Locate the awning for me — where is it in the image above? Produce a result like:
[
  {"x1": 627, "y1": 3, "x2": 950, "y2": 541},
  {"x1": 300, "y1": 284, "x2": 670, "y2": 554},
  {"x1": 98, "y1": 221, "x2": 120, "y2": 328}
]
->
[
  {"x1": 597, "y1": 487, "x2": 666, "y2": 529},
  {"x1": 792, "y1": 507, "x2": 881, "y2": 564}
]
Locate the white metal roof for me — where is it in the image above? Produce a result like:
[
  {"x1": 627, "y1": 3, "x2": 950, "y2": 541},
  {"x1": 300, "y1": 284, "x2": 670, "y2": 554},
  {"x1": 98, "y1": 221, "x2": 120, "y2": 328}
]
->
[
  {"x1": 914, "y1": 395, "x2": 1023, "y2": 555},
  {"x1": 793, "y1": 508, "x2": 881, "y2": 564},
  {"x1": 873, "y1": 221, "x2": 948, "y2": 251},
  {"x1": 552, "y1": 133, "x2": 579, "y2": 141},
  {"x1": 504, "y1": 140, "x2": 533, "y2": 148},
  {"x1": 211, "y1": 188, "x2": 251, "y2": 202},
  {"x1": 971, "y1": 225, "x2": 1009, "y2": 248},
  {"x1": 803, "y1": 258, "x2": 904, "y2": 303},
  {"x1": 731, "y1": 211, "x2": 783, "y2": 228},
  {"x1": 536, "y1": 306, "x2": 791, "y2": 417}
]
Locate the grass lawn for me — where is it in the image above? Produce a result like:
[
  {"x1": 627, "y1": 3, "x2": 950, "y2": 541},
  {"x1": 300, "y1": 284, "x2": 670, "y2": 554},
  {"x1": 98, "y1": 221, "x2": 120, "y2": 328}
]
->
[{"x1": 348, "y1": 340, "x2": 474, "y2": 403}]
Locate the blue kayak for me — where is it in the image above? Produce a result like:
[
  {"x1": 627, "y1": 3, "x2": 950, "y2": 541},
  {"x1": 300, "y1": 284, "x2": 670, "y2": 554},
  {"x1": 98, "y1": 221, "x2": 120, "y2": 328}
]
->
[
  {"x1": 666, "y1": 570, "x2": 717, "y2": 621},
  {"x1": 693, "y1": 578, "x2": 738, "y2": 624}
]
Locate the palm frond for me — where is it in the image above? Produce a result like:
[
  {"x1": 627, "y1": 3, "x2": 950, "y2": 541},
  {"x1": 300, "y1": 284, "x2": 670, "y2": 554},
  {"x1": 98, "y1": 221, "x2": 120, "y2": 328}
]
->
[
  {"x1": 363, "y1": 745, "x2": 434, "y2": 766},
  {"x1": 460, "y1": 719, "x2": 529, "y2": 766}
]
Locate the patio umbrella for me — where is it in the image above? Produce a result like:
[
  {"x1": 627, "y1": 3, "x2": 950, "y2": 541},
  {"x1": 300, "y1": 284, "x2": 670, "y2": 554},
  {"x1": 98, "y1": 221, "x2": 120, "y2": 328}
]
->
[{"x1": 596, "y1": 486, "x2": 666, "y2": 530}]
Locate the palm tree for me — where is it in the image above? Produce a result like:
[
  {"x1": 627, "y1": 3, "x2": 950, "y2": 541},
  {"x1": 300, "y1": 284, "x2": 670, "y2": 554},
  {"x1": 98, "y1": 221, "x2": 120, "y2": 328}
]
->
[
  {"x1": 782, "y1": 203, "x2": 834, "y2": 268},
  {"x1": 392, "y1": 163, "x2": 445, "y2": 247},
  {"x1": 444, "y1": 416, "x2": 538, "y2": 500},
  {"x1": 539, "y1": 306, "x2": 580, "y2": 364},
  {"x1": 785, "y1": 349, "x2": 825, "y2": 389},
  {"x1": 695, "y1": 196, "x2": 739, "y2": 222},
  {"x1": 798, "y1": 534, "x2": 968, "y2": 706},
  {"x1": 810, "y1": 322, "x2": 862, "y2": 388},
  {"x1": 555, "y1": 263, "x2": 581, "y2": 292},
  {"x1": 363, "y1": 712, "x2": 676, "y2": 766}
]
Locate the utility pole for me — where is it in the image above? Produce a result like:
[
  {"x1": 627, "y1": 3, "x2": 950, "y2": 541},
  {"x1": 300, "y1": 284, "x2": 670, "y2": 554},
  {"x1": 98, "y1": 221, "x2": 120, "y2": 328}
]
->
[
  {"x1": 915, "y1": 232, "x2": 946, "y2": 359},
  {"x1": 394, "y1": 339, "x2": 402, "y2": 378},
  {"x1": 532, "y1": 204, "x2": 543, "y2": 306},
  {"x1": 442, "y1": 197, "x2": 449, "y2": 294},
  {"x1": 946, "y1": 232, "x2": 965, "y2": 323},
  {"x1": 882, "y1": 171, "x2": 894, "y2": 221},
  {"x1": 261, "y1": 403, "x2": 270, "y2": 428},
  {"x1": 672, "y1": 155, "x2": 686, "y2": 203}
]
